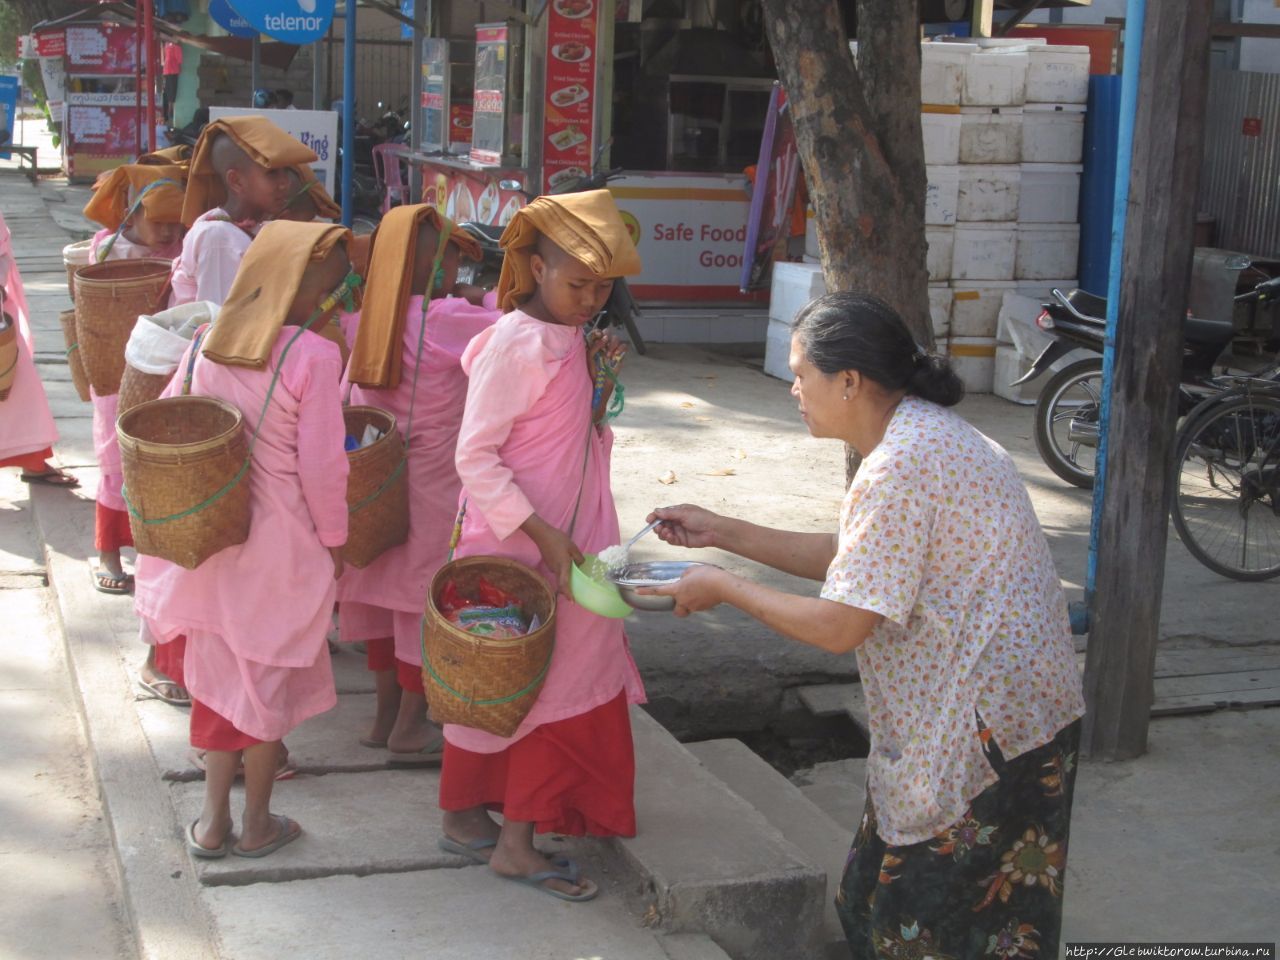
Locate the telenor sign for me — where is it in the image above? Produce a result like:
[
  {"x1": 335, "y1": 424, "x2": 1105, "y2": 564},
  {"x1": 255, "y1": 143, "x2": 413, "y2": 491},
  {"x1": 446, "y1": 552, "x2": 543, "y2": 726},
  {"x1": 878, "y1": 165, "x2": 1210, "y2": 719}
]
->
[
  {"x1": 209, "y1": 0, "x2": 258, "y2": 38},
  {"x1": 226, "y1": 0, "x2": 335, "y2": 44}
]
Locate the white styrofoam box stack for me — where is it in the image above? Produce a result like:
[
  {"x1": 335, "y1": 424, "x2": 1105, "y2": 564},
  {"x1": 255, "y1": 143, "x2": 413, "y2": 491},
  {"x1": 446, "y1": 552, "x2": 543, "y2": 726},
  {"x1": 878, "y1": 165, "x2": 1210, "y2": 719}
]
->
[
  {"x1": 1019, "y1": 163, "x2": 1082, "y2": 223},
  {"x1": 947, "y1": 336, "x2": 997, "y2": 393},
  {"x1": 922, "y1": 42, "x2": 977, "y2": 105},
  {"x1": 922, "y1": 109, "x2": 963, "y2": 165},
  {"x1": 804, "y1": 208, "x2": 818, "y2": 259},
  {"x1": 950, "y1": 280, "x2": 1019, "y2": 337},
  {"x1": 1022, "y1": 104, "x2": 1086, "y2": 163},
  {"x1": 769, "y1": 261, "x2": 827, "y2": 325},
  {"x1": 765, "y1": 317, "x2": 797, "y2": 383},
  {"x1": 1025, "y1": 45, "x2": 1091, "y2": 105},
  {"x1": 962, "y1": 49, "x2": 1029, "y2": 107},
  {"x1": 996, "y1": 291, "x2": 1049, "y2": 350},
  {"x1": 959, "y1": 106, "x2": 1024, "y2": 163},
  {"x1": 926, "y1": 225, "x2": 955, "y2": 281},
  {"x1": 926, "y1": 165, "x2": 960, "y2": 225},
  {"x1": 957, "y1": 164, "x2": 1021, "y2": 222},
  {"x1": 1016, "y1": 223, "x2": 1081, "y2": 280},
  {"x1": 928, "y1": 282, "x2": 953, "y2": 340},
  {"x1": 994, "y1": 344, "x2": 1040, "y2": 404},
  {"x1": 952, "y1": 222, "x2": 1017, "y2": 281},
  {"x1": 972, "y1": 37, "x2": 1048, "y2": 50}
]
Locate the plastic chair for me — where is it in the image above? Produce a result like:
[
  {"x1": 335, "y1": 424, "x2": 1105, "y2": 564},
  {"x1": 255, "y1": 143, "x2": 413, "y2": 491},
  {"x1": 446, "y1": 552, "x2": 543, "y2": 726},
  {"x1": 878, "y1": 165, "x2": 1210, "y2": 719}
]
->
[{"x1": 371, "y1": 143, "x2": 409, "y2": 215}]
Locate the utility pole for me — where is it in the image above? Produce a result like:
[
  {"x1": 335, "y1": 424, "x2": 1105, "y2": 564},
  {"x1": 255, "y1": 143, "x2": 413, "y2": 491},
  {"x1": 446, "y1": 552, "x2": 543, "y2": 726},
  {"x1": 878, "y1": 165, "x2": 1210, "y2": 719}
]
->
[{"x1": 1083, "y1": 2, "x2": 1214, "y2": 760}]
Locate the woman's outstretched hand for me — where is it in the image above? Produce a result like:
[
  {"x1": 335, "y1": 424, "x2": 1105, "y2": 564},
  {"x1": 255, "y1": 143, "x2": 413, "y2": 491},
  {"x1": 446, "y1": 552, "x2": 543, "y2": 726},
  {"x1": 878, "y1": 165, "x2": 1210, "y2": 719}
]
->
[
  {"x1": 638, "y1": 564, "x2": 730, "y2": 617},
  {"x1": 646, "y1": 504, "x2": 721, "y2": 550}
]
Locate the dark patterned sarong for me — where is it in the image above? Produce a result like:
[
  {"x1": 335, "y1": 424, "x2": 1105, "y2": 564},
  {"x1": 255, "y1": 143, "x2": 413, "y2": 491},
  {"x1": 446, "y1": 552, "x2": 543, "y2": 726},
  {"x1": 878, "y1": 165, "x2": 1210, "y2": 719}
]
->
[{"x1": 837, "y1": 720, "x2": 1081, "y2": 960}]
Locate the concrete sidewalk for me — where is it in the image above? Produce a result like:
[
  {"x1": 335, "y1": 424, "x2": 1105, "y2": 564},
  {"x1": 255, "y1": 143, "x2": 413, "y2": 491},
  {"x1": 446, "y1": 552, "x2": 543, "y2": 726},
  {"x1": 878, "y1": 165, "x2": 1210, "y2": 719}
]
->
[{"x1": 4, "y1": 168, "x2": 1279, "y2": 956}]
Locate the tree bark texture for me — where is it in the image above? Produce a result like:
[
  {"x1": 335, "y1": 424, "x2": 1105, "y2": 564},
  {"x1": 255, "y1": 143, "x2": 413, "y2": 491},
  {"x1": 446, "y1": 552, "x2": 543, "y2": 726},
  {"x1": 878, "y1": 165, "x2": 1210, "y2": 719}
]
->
[
  {"x1": 1082, "y1": 1, "x2": 1214, "y2": 762},
  {"x1": 761, "y1": 0, "x2": 933, "y2": 348}
]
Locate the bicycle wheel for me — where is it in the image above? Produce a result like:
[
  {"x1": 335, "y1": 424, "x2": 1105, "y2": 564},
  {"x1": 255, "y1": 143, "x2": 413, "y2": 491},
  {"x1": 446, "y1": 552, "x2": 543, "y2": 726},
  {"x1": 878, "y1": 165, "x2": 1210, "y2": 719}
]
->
[
  {"x1": 1034, "y1": 358, "x2": 1103, "y2": 489},
  {"x1": 1171, "y1": 391, "x2": 1280, "y2": 581}
]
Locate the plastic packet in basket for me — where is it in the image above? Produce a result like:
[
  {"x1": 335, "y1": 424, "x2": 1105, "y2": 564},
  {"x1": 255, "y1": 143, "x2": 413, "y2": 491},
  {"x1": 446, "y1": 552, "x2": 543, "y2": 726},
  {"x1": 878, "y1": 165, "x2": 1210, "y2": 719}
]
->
[{"x1": 125, "y1": 301, "x2": 219, "y2": 375}]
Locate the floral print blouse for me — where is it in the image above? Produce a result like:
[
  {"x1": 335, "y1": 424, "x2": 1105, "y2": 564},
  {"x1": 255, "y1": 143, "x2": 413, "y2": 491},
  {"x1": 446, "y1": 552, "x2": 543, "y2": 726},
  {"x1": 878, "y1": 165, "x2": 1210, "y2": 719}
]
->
[{"x1": 822, "y1": 396, "x2": 1085, "y2": 845}]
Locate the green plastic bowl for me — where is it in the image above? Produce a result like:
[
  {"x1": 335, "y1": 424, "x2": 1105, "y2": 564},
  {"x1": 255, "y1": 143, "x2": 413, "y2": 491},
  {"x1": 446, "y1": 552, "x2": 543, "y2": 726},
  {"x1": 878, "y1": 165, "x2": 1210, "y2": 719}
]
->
[{"x1": 570, "y1": 554, "x2": 632, "y2": 619}]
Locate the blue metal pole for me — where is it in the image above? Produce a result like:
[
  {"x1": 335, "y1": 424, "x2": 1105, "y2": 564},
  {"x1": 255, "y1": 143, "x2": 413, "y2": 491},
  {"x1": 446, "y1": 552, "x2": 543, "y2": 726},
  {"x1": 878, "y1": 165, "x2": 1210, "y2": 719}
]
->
[
  {"x1": 341, "y1": 0, "x2": 357, "y2": 227},
  {"x1": 1077, "y1": 0, "x2": 1146, "y2": 634}
]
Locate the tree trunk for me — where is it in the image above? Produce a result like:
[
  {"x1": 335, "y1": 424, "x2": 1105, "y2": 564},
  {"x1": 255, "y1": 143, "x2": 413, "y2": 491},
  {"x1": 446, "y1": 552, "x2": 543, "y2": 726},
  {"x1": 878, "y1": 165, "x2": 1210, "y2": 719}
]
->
[{"x1": 760, "y1": 0, "x2": 932, "y2": 347}]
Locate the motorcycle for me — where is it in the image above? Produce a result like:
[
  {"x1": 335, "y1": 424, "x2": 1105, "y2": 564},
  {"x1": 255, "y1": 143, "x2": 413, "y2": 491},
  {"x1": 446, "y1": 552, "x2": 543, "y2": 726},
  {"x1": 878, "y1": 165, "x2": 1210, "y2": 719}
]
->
[
  {"x1": 455, "y1": 145, "x2": 647, "y2": 354},
  {"x1": 1016, "y1": 275, "x2": 1280, "y2": 489}
]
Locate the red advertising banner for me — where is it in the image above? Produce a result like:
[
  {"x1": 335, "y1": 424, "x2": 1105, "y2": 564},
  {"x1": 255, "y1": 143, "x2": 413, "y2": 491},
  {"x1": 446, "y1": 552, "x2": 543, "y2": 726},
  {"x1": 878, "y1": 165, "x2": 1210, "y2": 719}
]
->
[
  {"x1": 66, "y1": 93, "x2": 142, "y2": 154},
  {"x1": 542, "y1": 0, "x2": 599, "y2": 193},
  {"x1": 34, "y1": 29, "x2": 66, "y2": 57},
  {"x1": 450, "y1": 104, "x2": 473, "y2": 146},
  {"x1": 65, "y1": 23, "x2": 138, "y2": 75}
]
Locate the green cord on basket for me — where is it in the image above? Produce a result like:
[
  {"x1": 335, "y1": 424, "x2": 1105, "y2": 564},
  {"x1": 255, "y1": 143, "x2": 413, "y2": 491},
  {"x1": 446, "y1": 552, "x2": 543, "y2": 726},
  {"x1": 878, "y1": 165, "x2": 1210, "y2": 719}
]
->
[{"x1": 598, "y1": 359, "x2": 625, "y2": 421}]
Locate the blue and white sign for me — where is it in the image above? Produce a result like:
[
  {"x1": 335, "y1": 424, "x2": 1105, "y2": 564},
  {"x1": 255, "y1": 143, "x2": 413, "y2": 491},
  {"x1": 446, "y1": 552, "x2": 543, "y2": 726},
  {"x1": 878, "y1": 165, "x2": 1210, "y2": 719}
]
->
[
  {"x1": 209, "y1": 0, "x2": 258, "y2": 38},
  {"x1": 209, "y1": 106, "x2": 339, "y2": 201},
  {"x1": 226, "y1": 0, "x2": 335, "y2": 45},
  {"x1": 400, "y1": 0, "x2": 413, "y2": 40},
  {"x1": 0, "y1": 76, "x2": 20, "y2": 161}
]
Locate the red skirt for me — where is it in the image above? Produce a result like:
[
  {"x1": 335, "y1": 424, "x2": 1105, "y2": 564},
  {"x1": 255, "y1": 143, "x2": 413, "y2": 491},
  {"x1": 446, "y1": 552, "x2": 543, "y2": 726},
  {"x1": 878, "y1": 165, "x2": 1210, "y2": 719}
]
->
[
  {"x1": 190, "y1": 697, "x2": 262, "y2": 752},
  {"x1": 154, "y1": 634, "x2": 187, "y2": 689},
  {"x1": 365, "y1": 636, "x2": 395, "y2": 672},
  {"x1": 397, "y1": 658, "x2": 425, "y2": 695},
  {"x1": 0, "y1": 447, "x2": 53, "y2": 471},
  {"x1": 438, "y1": 691, "x2": 636, "y2": 838},
  {"x1": 95, "y1": 502, "x2": 134, "y2": 552}
]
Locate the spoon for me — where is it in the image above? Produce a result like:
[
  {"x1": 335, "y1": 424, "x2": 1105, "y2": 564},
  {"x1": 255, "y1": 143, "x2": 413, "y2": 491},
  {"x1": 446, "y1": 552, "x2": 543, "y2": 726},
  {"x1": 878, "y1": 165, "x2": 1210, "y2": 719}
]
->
[{"x1": 623, "y1": 518, "x2": 663, "y2": 552}]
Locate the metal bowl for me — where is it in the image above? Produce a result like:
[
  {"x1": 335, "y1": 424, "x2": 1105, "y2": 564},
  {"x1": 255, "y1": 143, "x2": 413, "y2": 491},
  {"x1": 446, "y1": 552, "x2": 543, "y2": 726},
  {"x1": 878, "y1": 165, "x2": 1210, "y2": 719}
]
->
[{"x1": 607, "y1": 560, "x2": 707, "y2": 612}]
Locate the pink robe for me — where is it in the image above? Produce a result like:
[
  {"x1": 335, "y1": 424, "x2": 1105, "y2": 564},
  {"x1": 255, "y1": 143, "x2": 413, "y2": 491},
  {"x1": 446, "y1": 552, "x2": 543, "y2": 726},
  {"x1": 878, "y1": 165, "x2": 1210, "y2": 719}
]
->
[
  {"x1": 337, "y1": 295, "x2": 499, "y2": 667},
  {"x1": 134, "y1": 329, "x2": 349, "y2": 740},
  {"x1": 168, "y1": 209, "x2": 256, "y2": 307},
  {"x1": 448, "y1": 309, "x2": 645, "y2": 754},
  {"x1": 87, "y1": 228, "x2": 181, "y2": 513},
  {"x1": 0, "y1": 213, "x2": 58, "y2": 462}
]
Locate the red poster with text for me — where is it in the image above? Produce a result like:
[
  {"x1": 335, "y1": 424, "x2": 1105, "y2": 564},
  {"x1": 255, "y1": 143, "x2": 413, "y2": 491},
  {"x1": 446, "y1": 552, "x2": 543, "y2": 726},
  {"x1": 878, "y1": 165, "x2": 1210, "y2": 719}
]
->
[
  {"x1": 66, "y1": 93, "x2": 142, "y2": 154},
  {"x1": 34, "y1": 29, "x2": 66, "y2": 57},
  {"x1": 542, "y1": 0, "x2": 598, "y2": 193},
  {"x1": 65, "y1": 23, "x2": 138, "y2": 75}
]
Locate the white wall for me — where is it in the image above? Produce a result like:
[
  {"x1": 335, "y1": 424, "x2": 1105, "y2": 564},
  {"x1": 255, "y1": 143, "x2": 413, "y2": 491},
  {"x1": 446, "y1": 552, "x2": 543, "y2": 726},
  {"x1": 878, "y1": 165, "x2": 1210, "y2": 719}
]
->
[{"x1": 1239, "y1": 0, "x2": 1280, "y2": 74}]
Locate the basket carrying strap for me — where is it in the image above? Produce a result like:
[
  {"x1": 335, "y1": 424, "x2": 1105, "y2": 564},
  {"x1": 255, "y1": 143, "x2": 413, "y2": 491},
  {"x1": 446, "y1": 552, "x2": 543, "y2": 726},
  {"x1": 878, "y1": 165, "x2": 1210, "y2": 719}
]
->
[{"x1": 122, "y1": 275, "x2": 362, "y2": 526}]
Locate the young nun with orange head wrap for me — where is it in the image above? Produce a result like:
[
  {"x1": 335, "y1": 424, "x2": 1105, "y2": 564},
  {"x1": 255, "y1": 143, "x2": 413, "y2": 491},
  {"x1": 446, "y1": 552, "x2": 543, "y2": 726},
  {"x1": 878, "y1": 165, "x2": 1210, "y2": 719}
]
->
[
  {"x1": 80, "y1": 165, "x2": 188, "y2": 609},
  {"x1": 134, "y1": 221, "x2": 358, "y2": 859},
  {"x1": 334, "y1": 204, "x2": 500, "y2": 760},
  {"x1": 169, "y1": 116, "x2": 318, "y2": 307},
  {"x1": 438, "y1": 190, "x2": 643, "y2": 902}
]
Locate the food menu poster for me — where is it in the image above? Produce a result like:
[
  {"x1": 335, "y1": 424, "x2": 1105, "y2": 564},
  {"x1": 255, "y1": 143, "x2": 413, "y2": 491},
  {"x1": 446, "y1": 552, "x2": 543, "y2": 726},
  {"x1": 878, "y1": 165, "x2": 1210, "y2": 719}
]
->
[
  {"x1": 542, "y1": 0, "x2": 599, "y2": 193},
  {"x1": 66, "y1": 93, "x2": 141, "y2": 155},
  {"x1": 470, "y1": 23, "x2": 508, "y2": 166},
  {"x1": 65, "y1": 24, "x2": 138, "y2": 75}
]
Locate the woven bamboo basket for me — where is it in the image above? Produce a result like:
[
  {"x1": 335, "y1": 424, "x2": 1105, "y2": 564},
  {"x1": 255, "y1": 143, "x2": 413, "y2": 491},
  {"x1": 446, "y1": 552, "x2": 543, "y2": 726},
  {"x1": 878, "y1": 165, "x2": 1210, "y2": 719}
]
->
[
  {"x1": 59, "y1": 309, "x2": 91, "y2": 403},
  {"x1": 0, "y1": 314, "x2": 17, "y2": 402},
  {"x1": 117, "y1": 396, "x2": 251, "y2": 569},
  {"x1": 73, "y1": 258, "x2": 172, "y2": 396},
  {"x1": 117, "y1": 364, "x2": 173, "y2": 415},
  {"x1": 342, "y1": 406, "x2": 409, "y2": 568},
  {"x1": 62, "y1": 239, "x2": 93, "y2": 299},
  {"x1": 422, "y1": 557, "x2": 557, "y2": 737}
]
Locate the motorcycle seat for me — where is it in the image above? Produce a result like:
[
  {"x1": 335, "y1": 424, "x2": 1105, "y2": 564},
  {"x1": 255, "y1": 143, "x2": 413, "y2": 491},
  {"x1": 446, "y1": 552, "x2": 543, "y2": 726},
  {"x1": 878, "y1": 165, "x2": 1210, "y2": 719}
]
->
[
  {"x1": 460, "y1": 221, "x2": 505, "y2": 244},
  {"x1": 1184, "y1": 315, "x2": 1235, "y2": 347}
]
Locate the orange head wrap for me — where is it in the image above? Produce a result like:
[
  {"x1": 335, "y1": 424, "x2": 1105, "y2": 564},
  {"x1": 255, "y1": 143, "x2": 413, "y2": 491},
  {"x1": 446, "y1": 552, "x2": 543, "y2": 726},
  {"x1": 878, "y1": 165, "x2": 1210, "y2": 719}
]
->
[
  {"x1": 182, "y1": 116, "x2": 318, "y2": 227},
  {"x1": 83, "y1": 163, "x2": 187, "y2": 232}
]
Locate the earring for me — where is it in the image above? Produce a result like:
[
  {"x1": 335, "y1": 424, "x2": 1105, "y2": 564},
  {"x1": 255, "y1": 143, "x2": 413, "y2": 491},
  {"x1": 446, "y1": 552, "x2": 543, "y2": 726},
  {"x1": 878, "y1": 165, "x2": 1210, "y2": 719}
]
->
[{"x1": 842, "y1": 393, "x2": 849, "y2": 401}]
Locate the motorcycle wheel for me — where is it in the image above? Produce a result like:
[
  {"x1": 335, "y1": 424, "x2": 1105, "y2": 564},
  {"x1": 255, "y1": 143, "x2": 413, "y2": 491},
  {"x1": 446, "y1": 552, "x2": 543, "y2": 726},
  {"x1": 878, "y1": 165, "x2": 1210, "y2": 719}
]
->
[{"x1": 1034, "y1": 357, "x2": 1104, "y2": 489}]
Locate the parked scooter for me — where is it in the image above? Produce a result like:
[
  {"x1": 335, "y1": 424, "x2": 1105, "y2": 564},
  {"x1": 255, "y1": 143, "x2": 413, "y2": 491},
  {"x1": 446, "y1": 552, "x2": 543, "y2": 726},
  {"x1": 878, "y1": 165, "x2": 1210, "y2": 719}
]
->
[
  {"x1": 1016, "y1": 276, "x2": 1280, "y2": 488},
  {"x1": 455, "y1": 145, "x2": 646, "y2": 354}
]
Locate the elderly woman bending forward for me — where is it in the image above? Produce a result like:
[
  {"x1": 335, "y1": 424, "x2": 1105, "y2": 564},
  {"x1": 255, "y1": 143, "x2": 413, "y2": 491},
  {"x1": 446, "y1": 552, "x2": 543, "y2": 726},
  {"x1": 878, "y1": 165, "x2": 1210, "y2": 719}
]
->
[{"x1": 646, "y1": 293, "x2": 1086, "y2": 958}]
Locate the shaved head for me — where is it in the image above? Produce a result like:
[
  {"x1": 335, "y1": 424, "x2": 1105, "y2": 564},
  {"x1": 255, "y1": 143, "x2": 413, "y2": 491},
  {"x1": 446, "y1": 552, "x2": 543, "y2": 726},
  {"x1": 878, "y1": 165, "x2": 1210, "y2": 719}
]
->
[{"x1": 210, "y1": 134, "x2": 253, "y2": 178}]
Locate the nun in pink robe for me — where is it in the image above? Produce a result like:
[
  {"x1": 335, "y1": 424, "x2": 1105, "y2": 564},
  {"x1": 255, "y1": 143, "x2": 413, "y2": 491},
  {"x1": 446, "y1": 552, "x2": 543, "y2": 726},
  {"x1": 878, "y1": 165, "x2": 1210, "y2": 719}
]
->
[
  {"x1": 0, "y1": 212, "x2": 61, "y2": 474},
  {"x1": 337, "y1": 293, "x2": 499, "y2": 686},
  {"x1": 438, "y1": 308, "x2": 646, "y2": 836},
  {"x1": 134, "y1": 233, "x2": 350, "y2": 743}
]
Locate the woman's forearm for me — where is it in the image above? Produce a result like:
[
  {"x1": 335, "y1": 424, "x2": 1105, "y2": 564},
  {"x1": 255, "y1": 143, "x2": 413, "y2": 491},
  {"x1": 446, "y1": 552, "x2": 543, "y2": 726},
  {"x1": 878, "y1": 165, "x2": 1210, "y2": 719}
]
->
[
  {"x1": 713, "y1": 516, "x2": 837, "y2": 581},
  {"x1": 716, "y1": 574, "x2": 880, "y2": 654}
]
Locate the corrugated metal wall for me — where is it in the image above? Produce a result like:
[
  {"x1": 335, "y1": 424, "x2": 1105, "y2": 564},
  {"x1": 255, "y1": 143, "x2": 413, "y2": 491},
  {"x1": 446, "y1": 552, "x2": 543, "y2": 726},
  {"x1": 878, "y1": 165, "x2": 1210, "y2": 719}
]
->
[
  {"x1": 326, "y1": 9, "x2": 414, "y2": 117},
  {"x1": 1199, "y1": 68, "x2": 1280, "y2": 259}
]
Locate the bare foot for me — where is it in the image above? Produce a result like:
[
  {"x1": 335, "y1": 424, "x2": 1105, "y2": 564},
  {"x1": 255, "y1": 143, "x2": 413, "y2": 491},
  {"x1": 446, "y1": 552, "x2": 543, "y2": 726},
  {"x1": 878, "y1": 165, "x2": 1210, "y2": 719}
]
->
[
  {"x1": 441, "y1": 807, "x2": 501, "y2": 861},
  {"x1": 489, "y1": 838, "x2": 592, "y2": 898},
  {"x1": 193, "y1": 812, "x2": 234, "y2": 852},
  {"x1": 386, "y1": 693, "x2": 437, "y2": 754}
]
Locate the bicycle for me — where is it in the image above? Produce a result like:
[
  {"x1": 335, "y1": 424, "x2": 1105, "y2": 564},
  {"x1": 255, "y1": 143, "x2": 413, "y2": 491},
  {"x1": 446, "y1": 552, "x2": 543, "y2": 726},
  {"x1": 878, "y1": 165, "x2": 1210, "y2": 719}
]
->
[{"x1": 1170, "y1": 375, "x2": 1280, "y2": 581}]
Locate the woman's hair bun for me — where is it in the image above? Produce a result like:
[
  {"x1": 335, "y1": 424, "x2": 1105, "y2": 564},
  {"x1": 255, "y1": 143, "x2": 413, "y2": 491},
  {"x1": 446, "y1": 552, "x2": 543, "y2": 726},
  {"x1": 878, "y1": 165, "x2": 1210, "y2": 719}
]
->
[{"x1": 907, "y1": 352, "x2": 965, "y2": 407}]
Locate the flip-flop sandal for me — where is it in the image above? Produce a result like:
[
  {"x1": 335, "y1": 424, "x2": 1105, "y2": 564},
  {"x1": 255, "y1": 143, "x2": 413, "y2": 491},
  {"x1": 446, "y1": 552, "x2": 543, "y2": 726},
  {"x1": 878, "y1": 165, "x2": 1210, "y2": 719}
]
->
[
  {"x1": 137, "y1": 676, "x2": 191, "y2": 706},
  {"x1": 437, "y1": 835, "x2": 498, "y2": 864},
  {"x1": 231, "y1": 814, "x2": 301, "y2": 859},
  {"x1": 92, "y1": 567, "x2": 133, "y2": 595},
  {"x1": 387, "y1": 731, "x2": 446, "y2": 767},
  {"x1": 501, "y1": 857, "x2": 599, "y2": 903},
  {"x1": 185, "y1": 819, "x2": 232, "y2": 859},
  {"x1": 189, "y1": 749, "x2": 297, "y2": 780},
  {"x1": 358, "y1": 736, "x2": 388, "y2": 749},
  {"x1": 20, "y1": 470, "x2": 79, "y2": 487}
]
